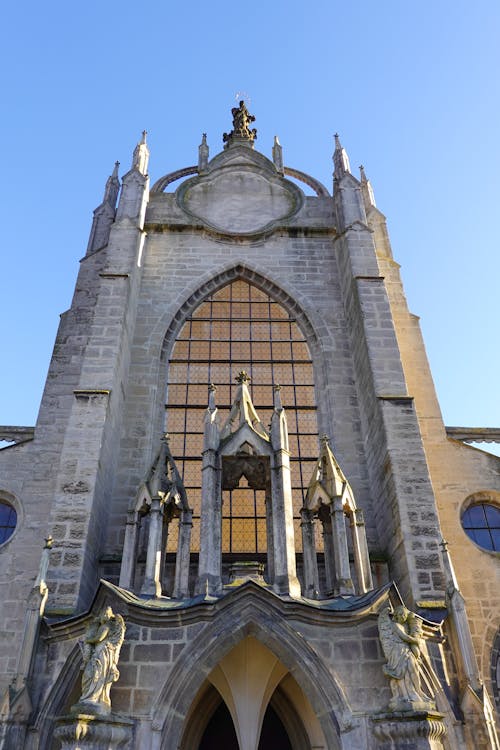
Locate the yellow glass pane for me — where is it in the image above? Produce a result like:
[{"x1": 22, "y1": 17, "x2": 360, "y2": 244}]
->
[
  {"x1": 167, "y1": 432, "x2": 185, "y2": 456},
  {"x1": 210, "y1": 341, "x2": 230, "y2": 360},
  {"x1": 167, "y1": 382, "x2": 187, "y2": 402},
  {"x1": 182, "y1": 460, "x2": 202, "y2": 486},
  {"x1": 190, "y1": 320, "x2": 211, "y2": 339},
  {"x1": 166, "y1": 408, "x2": 186, "y2": 432},
  {"x1": 250, "y1": 286, "x2": 268, "y2": 302},
  {"x1": 296, "y1": 386, "x2": 316, "y2": 407},
  {"x1": 250, "y1": 362, "x2": 273, "y2": 384},
  {"x1": 292, "y1": 363, "x2": 313, "y2": 384},
  {"x1": 269, "y1": 303, "x2": 289, "y2": 320},
  {"x1": 166, "y1": 520, "x2": 179, "y2": 552},
  {"x1": 171, "y1": 340, "x2": 190, "y2": 358},
  {"x1": 222, "y1": 519, "x2": 231, "y2": 552},
  {"x1": 231, "y1": 280, "x2": 249, "y2": 300},
  {"x1": 213, "y1": 286, "x2": 231, "y2": 301},
  {"x1": 231, "y1": 340, "x2": 251, "y2": 361},
  {"x1": 187, "y1": 384, "x2": 211, "y2": 403},
  {"x1": 185, "y1": 410, "x2": 205, "y2": 432},
  {"x1": 191, "y1": 301, "x2": 211, "y2": 318},
  {"x1": 231, "y1": 321, "x2": 250, "y2": 340},
  {"x1": 231, "y1": 301, "x2": 250, "y2": 318},
  {"x1": 250, "y1": 340, "x2": 271, "y2": 360},
  {"x1": 188, "y1": 364, "x2": 209, "y2": 383},
  {"x1": 232, "y1": 518, "x2": 256, "y2": 552},
  {"x1": 292, "y1": 341, "x2": 310, "y2": 359},
  {"x1": 257, "y1": 519, "x2": 267, "y2": 552},
  {"x1": 272, "y1": 341, "x2": 292, "y2": 359}
]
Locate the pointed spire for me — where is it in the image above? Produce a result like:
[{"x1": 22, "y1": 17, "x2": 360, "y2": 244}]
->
[
  {"x1": 204, "y1": 384, "x2": 220, "y2": 450},
  {"x1": 198, "y1": 133, "x2": 209, "y2": 171},
  {"x1": 132, "y1": 130, "x2": 149, "y2": 175},
  {"x1": 273, "y1": 384, "x2": 283, "y2": 411},
  {"x1": 272, "y1": 136, "x2": 284, "y2": 174},
  {"x1": 359, "y1": 164, "x2": 376, "y2": 208},
  {"x1": 306, "y1": 435, "x2": 353, "y2": 507},
  {"x1": 220, "y1": 372, "x2": 268, "y2": 440},
  {"x1": 102, "y1": 160, "x2": 120, "y2": 207},
  {"x1": 333, "y1": 133, "x2": 351, "y2": 179},
  {"x1": 270, "y1": 384, "x2": 289, "y2": 451},
  {"x1": 207, "y1": 383, "x2": 217, "y2": 412}
]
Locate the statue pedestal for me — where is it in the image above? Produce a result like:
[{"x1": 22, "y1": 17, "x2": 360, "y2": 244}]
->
[
  {"x1": 54, "y1": 712, "x2": 133, "y2": 750},
  {"x1": 372, "y1": 710, "x2": 446, "y2": 750}
]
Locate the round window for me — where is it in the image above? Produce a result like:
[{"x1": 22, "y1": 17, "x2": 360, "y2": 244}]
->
[
  {"x1": 461, "y1": 502, "x2": 500, "y2": 552},
  {"x1": 0, "y1": 500, "x2": 17, "y2": 544}
]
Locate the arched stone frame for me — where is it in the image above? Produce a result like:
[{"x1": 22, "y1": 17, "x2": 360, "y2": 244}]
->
[
  {"x1": 32, "y1": 642, "x2": 83, "y2": 750},
  {"x1": 148, "y1": 596, "x2": 351, "y2": 750}
]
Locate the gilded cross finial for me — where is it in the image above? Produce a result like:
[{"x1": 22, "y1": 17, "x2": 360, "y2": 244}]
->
[{"x1": 235, "y1": 371, "x2": 251, "y2": 384}]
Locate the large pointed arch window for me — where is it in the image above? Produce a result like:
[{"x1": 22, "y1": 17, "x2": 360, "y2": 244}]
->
[{"x1": 165, "y1": 280, "x2": 319, "y2": 554}]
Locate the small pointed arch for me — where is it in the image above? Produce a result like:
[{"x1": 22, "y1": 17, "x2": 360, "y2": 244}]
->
[{"x1": 150, "y1": 594, "x2": 348, "y2": 749}]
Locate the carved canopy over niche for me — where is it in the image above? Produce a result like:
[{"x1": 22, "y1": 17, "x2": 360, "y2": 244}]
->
[{"x1": 175, "y1": 148, "x2": 303, "y2": 236}]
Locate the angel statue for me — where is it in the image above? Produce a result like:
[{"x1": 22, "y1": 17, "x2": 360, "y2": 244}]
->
[
  {"x1": 75, "y1": 606, "x2": 126, "y2": 715},
  {"x1": 378, "y1": 605, "x2": 435, "y2": 712}
]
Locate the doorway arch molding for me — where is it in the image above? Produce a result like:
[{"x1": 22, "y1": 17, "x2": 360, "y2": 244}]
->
[{"x1": 150, "y1": 587, "x2": 351, "y2": 750}]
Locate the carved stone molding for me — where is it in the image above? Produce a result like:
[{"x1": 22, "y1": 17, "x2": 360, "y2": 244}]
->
[
  {"x1": 372, "y1": 710, "x2": 446, "y2": 749},
  {"x1": 54, "y1": 713, "x2": 134, "y2": 750}
]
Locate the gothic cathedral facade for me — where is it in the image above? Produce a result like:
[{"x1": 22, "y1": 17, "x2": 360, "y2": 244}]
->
[{"x1": 0, "y1": 103, "x2": 499, "y2": 749}]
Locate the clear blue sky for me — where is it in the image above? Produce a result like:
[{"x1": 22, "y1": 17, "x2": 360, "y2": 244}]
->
[{"x1": 1, "y1": 2, "x2": 499, "y2": 448}]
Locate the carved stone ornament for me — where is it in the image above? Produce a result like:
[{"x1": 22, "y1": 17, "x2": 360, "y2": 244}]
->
[
  {"x1": 223, "y1": 100, "x2": 257, "y2": 146},
  {"x1": 378, "y1": 605, "x2": 436, "y2": 713},
  {"x1": 72, "y1": 607, "x2": 126, "y2": 716}
]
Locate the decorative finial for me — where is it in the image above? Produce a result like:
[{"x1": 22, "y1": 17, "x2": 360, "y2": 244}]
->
[
  {"x1": 333, "y1": 134, "x2": 351, "y2": 177},
  {"x1": 209, "y1": 383, "x2": 217, "y2": 392},
  {"x1": 112, "y1": 161, "x2": 120, "y2": 177},
  {"x1": 272, "y1": 135, "x2": 284, "y2": 174},
  {"x1": 321, "y1": 434, "x2": 330, "y2": 447},
  {"x1": 44, "y1": 535, "x2": 53, "y2": 549},
  {"x1": 141, "y1": 130, "x2": 147, "y2": 144},
  {"x1": 223, "y1": 101, "x2": 257, "y2": 148},
  {"x1": 198, "y1": 132, "x2": 209, "y2": 171},
  {"x1": 235, "y1": 370, "x2": 251, "y2": 384},
  {"x1": 273, "y1": 384, "x2": 283, "y2": 410}
]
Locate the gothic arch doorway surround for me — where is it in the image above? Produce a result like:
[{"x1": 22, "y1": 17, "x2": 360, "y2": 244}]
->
[{"x1": 150, "y1": 594, "x2": 346, "y2": 749}]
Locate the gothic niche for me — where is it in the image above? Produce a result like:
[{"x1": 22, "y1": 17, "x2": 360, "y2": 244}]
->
[
  {"x1": 118, "y1": 435, "x2": 192, "y2": 599},
  {"x1": 196, "y1": 372, "x2": 301, "y2": 598},
  {"x1": 301, "y1": 435, "x2": 373, "y2": 599}
]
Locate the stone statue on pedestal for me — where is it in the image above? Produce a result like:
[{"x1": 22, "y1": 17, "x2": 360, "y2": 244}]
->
[
  {"x1": 378, "y1": 605, "x2": 434, "y2": 712},
  {"x1": 74, "y1": 607, "x2": 126, "y2": 716}
]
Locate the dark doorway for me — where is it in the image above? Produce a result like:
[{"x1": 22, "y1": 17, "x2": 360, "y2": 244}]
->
[
  {"x1": 199, "y1": 701, "x2": 239, "y2": 749},
  {"x1": 258, "y1": 704, "x2": 293, "y2": 750}
]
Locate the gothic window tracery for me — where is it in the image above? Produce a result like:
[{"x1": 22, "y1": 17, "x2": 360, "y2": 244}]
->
[{"x1": 165, "y1": 279, "x2": 319, "y2": 555}]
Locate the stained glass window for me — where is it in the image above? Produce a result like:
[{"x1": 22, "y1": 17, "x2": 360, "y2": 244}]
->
[{"x1": 165, "y1": 280, "x2": 319, "y2": 554}]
